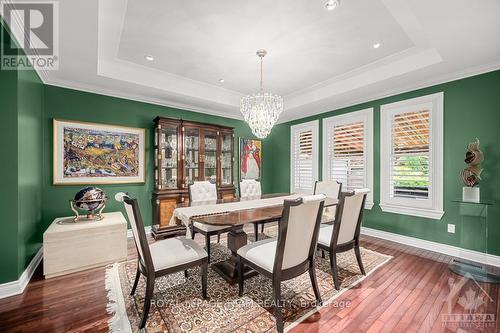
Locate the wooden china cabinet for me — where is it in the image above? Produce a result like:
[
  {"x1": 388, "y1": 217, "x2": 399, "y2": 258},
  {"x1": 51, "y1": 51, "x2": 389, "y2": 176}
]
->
[{"x1": 152, "y1": 117, "x2": 236, "y2": 239}]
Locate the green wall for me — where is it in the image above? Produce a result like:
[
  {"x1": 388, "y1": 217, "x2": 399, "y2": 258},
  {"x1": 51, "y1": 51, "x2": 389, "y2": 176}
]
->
[
  {"x1": 267, "y1": 70, "x2": 500, "y2": 256},
  {"x1": 2, "y1": 16, "x2": 500, "y2": 286},
  {"x1": 42, "y1": 86, "x2": 270, "y2": 232},
  {"x1": 17, "y1": 59, "x2": 44, "y2": 278},
  {"x1": 0, "y1": 30, "x2": 21, "y2": 283},
  {"x1": 0, "y1": 22, "x2": 44, "y2": 283},
  {"x1": 1, "y1": 21, "x2": 271, "y2": 284}
]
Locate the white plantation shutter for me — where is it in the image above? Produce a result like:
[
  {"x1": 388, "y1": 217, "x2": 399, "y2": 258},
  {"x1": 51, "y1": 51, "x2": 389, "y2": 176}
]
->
[
  {"x1": 291, "y1": 121, "x2": 319, "y2": 194},
  {"x1": 380, "y1": 92, "x2": 444, "y2": 220},
  {"x1": 329, "y1": 121, "x2": 365, "y2": 191},
  {"x1": 323, "y1": 109, "x2": 373, "y2": 208},
  {"x1": 391, "y1": 110, "x2": 430, "y2": 199}
]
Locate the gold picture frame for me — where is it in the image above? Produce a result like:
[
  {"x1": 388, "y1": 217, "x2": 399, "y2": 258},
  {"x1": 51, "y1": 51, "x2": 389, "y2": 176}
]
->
[{"x1": 53, "y1": 119, "x2": 146, "y2": 185}]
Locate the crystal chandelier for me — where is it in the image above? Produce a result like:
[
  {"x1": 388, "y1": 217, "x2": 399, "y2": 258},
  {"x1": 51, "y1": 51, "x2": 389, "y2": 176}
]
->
[{"x1": 240, "y1": 49, "x2": 283, "y2": 139}]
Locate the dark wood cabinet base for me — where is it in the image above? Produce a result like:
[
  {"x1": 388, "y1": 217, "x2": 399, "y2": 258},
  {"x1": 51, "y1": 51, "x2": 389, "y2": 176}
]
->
[{"x1": 151, "y1": 224, "x2": 186, "y2": 240}]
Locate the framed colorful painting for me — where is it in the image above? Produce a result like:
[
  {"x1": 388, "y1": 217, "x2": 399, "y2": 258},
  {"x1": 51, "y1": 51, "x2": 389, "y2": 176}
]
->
[
  {"x1": 53, "y1": 119, "x2": 146, "y2": 185},
  {"x1": 239, "y1": 138, "x2": 262, "y2": 180}
]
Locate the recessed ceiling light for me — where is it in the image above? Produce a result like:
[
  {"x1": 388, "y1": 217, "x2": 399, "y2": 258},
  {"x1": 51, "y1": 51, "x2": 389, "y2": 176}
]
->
[
  {"x1": 219, "y1": 78, "x2": 225, "y2": 83},
  {"x1": 373, "y1": 43, "x2": 381, "y2": 49},
  {"x1": 325, "y1": 0, "x2": 340, "y2": 11},
  {"x1": 144, "y1": 55, "x2": 154, "y2": 61}
]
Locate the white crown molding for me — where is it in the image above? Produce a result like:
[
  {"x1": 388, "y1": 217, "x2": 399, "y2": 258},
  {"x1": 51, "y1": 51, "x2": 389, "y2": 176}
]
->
[
  {"x1": 2, "y1": 0, "x2": 499, "y2": 126},
  {"x1": 0, "y1": 247, "x2": 43, "y2": 299},
  {"x1": 278, "y1": 61, "x2": 500, "y2": 124},
  {"x1": 43, "y1": 77, "x2": 244, "y2": 121},
  {"x1": 284, "y1": 47, "x2": 443, "y2": 111},
  {"x1": 97, "y1": 0, "x2": 243, "y2": 109},
  {"x1": 361, "y1": 227, "x2": 500, "y2": 268}
]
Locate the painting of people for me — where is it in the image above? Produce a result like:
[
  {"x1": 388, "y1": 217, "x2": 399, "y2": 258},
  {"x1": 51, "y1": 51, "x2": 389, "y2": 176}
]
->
[
  {"x1": 240, "y1": 138, "x2": 262, "y2": 180},
  {"x1": 53, "y1": 119, "x2": 145, "y2": 184}
]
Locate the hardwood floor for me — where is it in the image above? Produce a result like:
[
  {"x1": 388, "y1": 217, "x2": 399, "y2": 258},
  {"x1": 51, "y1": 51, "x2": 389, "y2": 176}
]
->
[{"x1": 0, "y1": 229, "x2": 498, "y2": 333}]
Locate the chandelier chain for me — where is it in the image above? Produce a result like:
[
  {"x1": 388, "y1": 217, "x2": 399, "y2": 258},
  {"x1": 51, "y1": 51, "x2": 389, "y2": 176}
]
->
[{"x1": 260, "y1": 55, "x2": 263, "y2": 92}]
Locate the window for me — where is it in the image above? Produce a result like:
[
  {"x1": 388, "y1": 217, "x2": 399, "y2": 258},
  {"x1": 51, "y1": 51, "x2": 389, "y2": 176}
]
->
[
  {"x1": 323, "y1": 109, "x2": 373, "y2": 208},
  {"x1": 290, "y1": 120, "x2": 319, "y2": 194},
  {"x1": 380, "y1": 92, "x2": 444, "y2": 219}
]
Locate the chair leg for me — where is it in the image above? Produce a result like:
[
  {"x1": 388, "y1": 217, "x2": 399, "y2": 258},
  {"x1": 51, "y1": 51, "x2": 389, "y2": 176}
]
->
[
  {"x1": 238, "y1": 257, "x2": 244, "y2": 297},
  {"x1": 201, "y1": 261, "x2": 208, "y2": 300},
  {"x1": 329, "y1": 251, "x2": 340, "y2": 290},
  {"x1": 130, "y1": 263, "x2": 141, "y2": 295},
  {"x1": 308, "y1": 260, "x2": 322, "y2": 305},
  {"x1": 205, "y1": 234, "x2": 211, "y2": 263},
  {"x1": 217, "y1": 232, "x2": 221, "y2": 243},
  {"x1": 191, "y1": 225, "x2": 196, "y2": 240},
  {"x1": 354, "y1": 245, "x2": 366, "y2": 275},
  {"x1": 273, "y1": 280, "x2": 284, "y2": 333},
  {"x1": 139, "y1": 276, "x2": 155, "y2": 329},
  {"x1": 184, "y1": 269, "x2": 188, "y2": 278},
  {"x1": 321, "y1": 250, "x2": 325, "y2": 259},
  {"x1": 254, "y1": 223, "x2": 259, "y2": 241},
  {"x1": 261, "y1": 223, "x2": 264, "y2": 233}
]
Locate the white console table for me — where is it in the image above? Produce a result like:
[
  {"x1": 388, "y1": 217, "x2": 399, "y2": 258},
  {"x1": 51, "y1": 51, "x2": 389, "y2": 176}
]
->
[{"x1": 43, "y1": 212, "x2": 128, "y2": 278}]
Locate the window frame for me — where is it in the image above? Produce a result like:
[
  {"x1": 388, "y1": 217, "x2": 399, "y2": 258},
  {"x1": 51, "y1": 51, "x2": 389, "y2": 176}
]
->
[
  {"x1": 379, "y1": 92, "x2": 444, "y2": 220},
  {"x1": 322, "y1": 108, "x2": 374, "y2": 209},
  {"x1": 290, "y1": 120, "x2": 319, "y2": 194}
]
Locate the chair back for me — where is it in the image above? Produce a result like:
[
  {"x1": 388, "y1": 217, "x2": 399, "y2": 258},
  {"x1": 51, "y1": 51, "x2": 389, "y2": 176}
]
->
[
  {"x1": 275, "y1": 194, "x2": 325, "y2": 272},
  {"x1": 314, "y1": 180, "x2": 342, "y2": 199},
  {"x1": 332, "y1": 189, "x2": 369, "y2": 246},
  {"x1": 189, "y1": 181, "x2": 218, "y2": 202},
  {"x1": 115, "y1": 192, "x2": 154, "y2": 273},
  {"x1": 239, "y1": 179, "x2": 262, "y2": 198},
  {"x1": 314, "y1": 180, "x2": 342, "y2": 223}
]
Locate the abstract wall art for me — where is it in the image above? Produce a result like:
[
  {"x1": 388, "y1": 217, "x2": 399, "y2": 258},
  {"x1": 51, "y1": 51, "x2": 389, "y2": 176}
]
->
[{"x1": 53, "y1": 119, "x2": 146, "y2": 184}]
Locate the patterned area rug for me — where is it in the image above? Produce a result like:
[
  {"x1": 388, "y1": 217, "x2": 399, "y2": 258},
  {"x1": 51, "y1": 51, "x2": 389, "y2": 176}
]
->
[{"x1": 106, "y1": 229, "x2": 391, "y2": 333}]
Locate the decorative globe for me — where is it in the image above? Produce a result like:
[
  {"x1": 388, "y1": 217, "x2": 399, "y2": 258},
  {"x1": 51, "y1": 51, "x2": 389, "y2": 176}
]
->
[{"x1": 74, "y1": 187, "x2": 107, "y2": 212}]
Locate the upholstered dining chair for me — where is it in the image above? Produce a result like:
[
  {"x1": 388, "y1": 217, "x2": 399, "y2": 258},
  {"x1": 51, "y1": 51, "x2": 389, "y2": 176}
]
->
[
  {"x1": 239, "y1": 179, "x2": 272, "y2": 241},
  {"x1": 115, "y1": 192, "x2": 208, "y2": 329},
  {"x1": 313, "y1": 180, "x2": 342, "y2": 224},
  {"x1": 237, "y1": 194, "x2": 326, "y2": 333},
  {"x1": 189, "y1": 181, "x2": 232, "y2": 261},
  {"x1": 317, "y1": 189, "x2": 369, "y2": 290}
]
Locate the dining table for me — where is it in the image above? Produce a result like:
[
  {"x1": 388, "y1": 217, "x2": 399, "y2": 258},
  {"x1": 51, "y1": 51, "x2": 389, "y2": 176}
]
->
[{"x1": 177, "y1": 193, "x2": 338, "y2": 285}]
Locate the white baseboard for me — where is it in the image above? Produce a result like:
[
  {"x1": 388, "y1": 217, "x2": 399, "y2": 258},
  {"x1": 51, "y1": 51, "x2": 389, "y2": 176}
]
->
[
  {"x1": 127, "y1": 226, "x2": 152, "y2": 238},
  {"x1": 0, "y1": 226, "x2": 153, "y2": 300},
  {"x1": 361, "y1": 227, "x2": 500, "y2": 268},
  {"x1": 0, "y1": 247, "x2": 43, "y2": 299}
]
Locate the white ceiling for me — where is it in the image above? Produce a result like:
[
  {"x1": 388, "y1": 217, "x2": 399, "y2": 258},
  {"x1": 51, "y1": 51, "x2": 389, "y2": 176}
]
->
[{"x1": 11, "y1": 0, "x2": 500, "y2": 123}]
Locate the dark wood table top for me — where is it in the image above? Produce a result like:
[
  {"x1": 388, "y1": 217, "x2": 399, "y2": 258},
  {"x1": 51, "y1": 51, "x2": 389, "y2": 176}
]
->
[
  {"x1": 189, "y1": 193, "x2": 337, "y2": 227},
  {"x1": 193, "y1": 206, "x2": 284, "y2": 227}
]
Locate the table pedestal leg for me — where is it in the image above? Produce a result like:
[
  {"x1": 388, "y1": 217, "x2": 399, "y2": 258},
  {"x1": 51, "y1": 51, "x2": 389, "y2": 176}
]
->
[{"x1": 212, "y1": 225, "x2": 257, "y2": 285}]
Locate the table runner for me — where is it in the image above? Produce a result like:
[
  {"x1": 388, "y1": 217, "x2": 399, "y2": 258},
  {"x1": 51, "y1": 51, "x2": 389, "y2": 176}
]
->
[{"x1": 169, "y1": 194, "x2": 301, "y2": 228}]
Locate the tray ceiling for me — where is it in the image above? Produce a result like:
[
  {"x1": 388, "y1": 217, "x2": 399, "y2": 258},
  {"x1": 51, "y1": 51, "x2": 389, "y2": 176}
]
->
[{"x1": 7, "y1": 0, "x2": 500, "y2": 123}]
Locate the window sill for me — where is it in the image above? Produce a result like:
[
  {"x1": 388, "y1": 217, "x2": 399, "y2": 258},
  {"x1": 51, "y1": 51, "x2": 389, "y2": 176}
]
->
[
  {"x1": 365, "y1": 201, "x2": 374, "y2": 210},
  {"x1": 379, "y1": 203, "x2": 444, "y2": 220}
]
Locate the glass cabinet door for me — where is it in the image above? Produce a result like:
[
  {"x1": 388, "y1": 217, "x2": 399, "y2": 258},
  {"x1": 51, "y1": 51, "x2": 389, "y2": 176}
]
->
[
  {"x1": 159, "y1": 125, "x2": 179, "y2": 189},
  {"x1": 220, "y1": 131, "x2": 233, "y2": 186},
  {"x1": 203, "y1": 129, "x2": 218, "y2": 183},
  {"x1": 183, "y1": 127, "x2": 200, "y2": 186}
]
